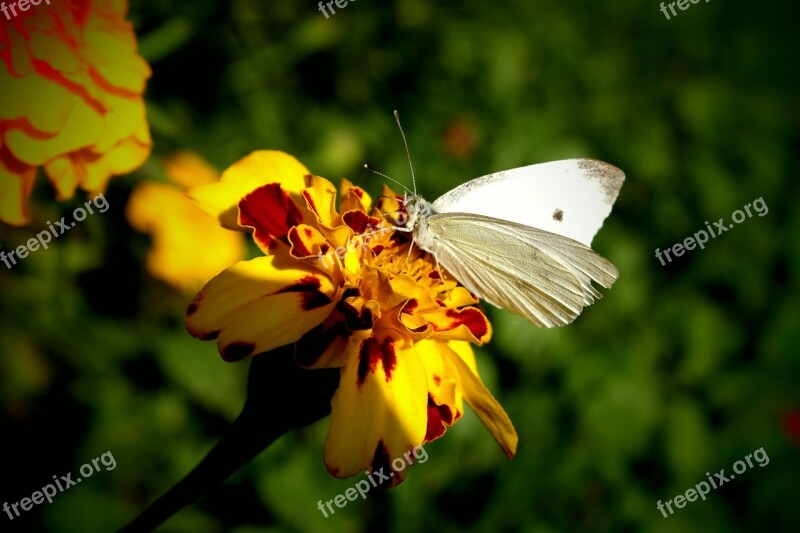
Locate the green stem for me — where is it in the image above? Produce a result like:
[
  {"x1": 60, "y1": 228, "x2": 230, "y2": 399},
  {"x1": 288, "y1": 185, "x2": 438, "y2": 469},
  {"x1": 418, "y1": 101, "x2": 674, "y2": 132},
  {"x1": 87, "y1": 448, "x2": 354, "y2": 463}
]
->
[{"x1": 118, "y1": 347, "x2": 339, "y2": 532}]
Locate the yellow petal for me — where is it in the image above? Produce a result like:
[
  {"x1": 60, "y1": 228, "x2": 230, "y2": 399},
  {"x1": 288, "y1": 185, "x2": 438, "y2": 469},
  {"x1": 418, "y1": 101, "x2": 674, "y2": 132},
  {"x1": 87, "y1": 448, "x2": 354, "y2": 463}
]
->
[
  {"x1": 82, "y1": 21, "x2": 152, "y2": 94},
  {"x1": 442, "y1": 345, "x2": 518, "y2": 458},
  {"x1": 186, "y1": 255, "x2": 337, "y2": 361},
  {"x1": 126, "y1": 182, "x2": 245, "y2": 293},
  {"x1": 301, "y1": 174, "x2": 340, "y2": 228},
  {"x1": 0, "y1": 155, "x2": 36, "y2": 226},
  {"x1": 325, "y1": 335, "x2": 427, "y2": 482},
  {"x1": 416, "y1": 340, "x2": 464, "y2": 442},
  {"x1": 43, "y1": 135, "x2": 151, "y2": 197},
  {"x1": 425, "y1": 305, "x2": 492, "y2": 344},
  {"x1": 89, "y1": 92, "x2": 148, "y2": 153},
  {"x1": 374, "y1": 184, "x2": 404, "y2": 224},
  {"x1": 287, "y1": 224, "x2": 330, "y2": 259},
  {"x1": 338, "y1": 178, "x2": 372, "y2": 214},
  {"x1": 4, "y1": 98, "x2": 103, "y2": 166},
  {"x1": 299, "y1": 175, "x2": 353, "y2": 249},
  {"x1": 189, "y1": 151, "x2": 310, "y2": 230},
  {"x1": 385, "y1": 271, "x2": 430, "y2": 309},
  {"x1": 26, "y1": 20, "x2": 83, "y2": 76},
  {"x1": 0, "y1": 66, "x2": 76, "y2": 134},
  {"x1": 80, "y1": 136, "x2": 152, "y2": 192},
  {"x1": 164, "y1": 151, "x2": 220, "y2": 188}
]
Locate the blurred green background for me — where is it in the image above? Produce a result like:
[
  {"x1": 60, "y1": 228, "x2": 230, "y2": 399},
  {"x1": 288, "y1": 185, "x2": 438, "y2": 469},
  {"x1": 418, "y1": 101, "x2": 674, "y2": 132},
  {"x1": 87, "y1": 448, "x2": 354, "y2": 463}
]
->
[{"x1": 1, "y1": 0, "x2": 799, "y2": 531}]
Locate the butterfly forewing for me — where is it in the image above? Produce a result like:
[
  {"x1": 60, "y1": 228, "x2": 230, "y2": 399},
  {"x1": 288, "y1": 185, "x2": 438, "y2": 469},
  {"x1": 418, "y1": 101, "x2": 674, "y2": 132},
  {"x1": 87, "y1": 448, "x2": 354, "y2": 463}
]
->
[
  {"x1": 431, "y1": 159, "x2": 625, "y2": 247},
  {"x1": 425, "y1": 213, "x2": 619, "y2": 327}
]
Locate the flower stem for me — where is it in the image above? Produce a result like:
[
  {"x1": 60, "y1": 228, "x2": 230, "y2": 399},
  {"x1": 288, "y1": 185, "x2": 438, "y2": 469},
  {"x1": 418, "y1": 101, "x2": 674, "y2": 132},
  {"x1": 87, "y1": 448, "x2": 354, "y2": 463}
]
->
[{"x1": 118, "y1": 347, "x2": 339, "y2": 531}]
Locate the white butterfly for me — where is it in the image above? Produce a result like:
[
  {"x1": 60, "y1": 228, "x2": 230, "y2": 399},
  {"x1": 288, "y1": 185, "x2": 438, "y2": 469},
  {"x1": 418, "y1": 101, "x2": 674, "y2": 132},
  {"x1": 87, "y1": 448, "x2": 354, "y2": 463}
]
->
[{"x1": 399, "y1": 157, "x2": 624, "y2": 328}]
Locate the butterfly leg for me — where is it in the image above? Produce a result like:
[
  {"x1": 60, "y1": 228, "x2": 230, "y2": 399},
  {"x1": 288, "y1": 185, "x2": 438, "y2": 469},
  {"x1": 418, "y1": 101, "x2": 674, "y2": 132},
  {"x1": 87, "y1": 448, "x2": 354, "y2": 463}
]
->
[
  {"x1": 431, "y1": 252, "x2": 449, "y2": 293},
  {"x1": 403, "y1": 237, "x2": 416, "y2": 268}
]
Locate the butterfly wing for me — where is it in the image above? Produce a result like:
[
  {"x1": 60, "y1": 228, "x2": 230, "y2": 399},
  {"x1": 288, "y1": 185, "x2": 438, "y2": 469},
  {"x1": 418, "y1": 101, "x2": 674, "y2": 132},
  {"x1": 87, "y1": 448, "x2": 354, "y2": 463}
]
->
[
  {"x1": 431, "y1": 159, "x2": 624, "y2": 247},
  {"x1": 424, "y1": 212, "x2": 618, "y2": 327}
]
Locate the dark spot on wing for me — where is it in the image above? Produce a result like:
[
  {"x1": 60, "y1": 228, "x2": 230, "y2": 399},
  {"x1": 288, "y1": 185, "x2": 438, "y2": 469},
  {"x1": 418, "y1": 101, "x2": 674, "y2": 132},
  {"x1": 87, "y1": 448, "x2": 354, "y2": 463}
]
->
[{"x1": 553, "y1": 208, "x2": 563, "y2": 221}]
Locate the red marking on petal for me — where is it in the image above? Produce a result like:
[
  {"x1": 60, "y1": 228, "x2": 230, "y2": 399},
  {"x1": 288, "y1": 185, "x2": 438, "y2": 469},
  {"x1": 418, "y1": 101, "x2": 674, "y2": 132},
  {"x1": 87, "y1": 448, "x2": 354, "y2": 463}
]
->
[
  {"x1": 276, "y1": 275, "x2": 321, "y2": 292},
  {"x1": 343, "y1": 210, "x2": 369, "y2": 234},
  {"x1": 295, "y1": 321, "x2": 349, "y2": 367},
  {"x1": 371, "y1": 440, "x2": 392, "y2": 478},
  {"x1": 287, "y1": 227, "x2": 312, "y2": 256},
  {"x1": 352, "y1": 188, "x2": 364, "y2": 199},
  {"x1": 302, "y1": 190, "x2": 319, "y2": 216},
  {"x1": 402, "y1": 299, "x2": 418, "y2": 314},
  {"x1": 275, "y1": 276, "x2": 332, "y2": 310},
  {"x1": 288, "y1": 226, "x2": 328, "y2": 258},
  {"x1": 240, "y1": 183, "x2": 303, "y2": 245},
  {"x1": 222, "y1": 342, "x2": 256, "y2": 362},
  {"x1": 301, "y1": 292, "x2": 333, "y2": 310},
  {"x1": 357, "y1": 337, "x2": 381, "y2": 386},
  {"x1": 341, "y1": 287, "x2": 361, "y2": 300},
  {"x1": 28, "y1": 60, "x2": 107, "y2": 113},
  {"x1": 432, "y1": 375, "x2": 441, "y2": 386},
  {"x1": 433, "y1": 307, "x2": 489, "y2": 339},
  {"x1": 339, "y1": 299, "x2": 374, "y2": 331},
  {"x1": 371, "y1": 244, "x2": 385, "y2": 255},
  {"x1": 186, "y1": 302, "x2": 199, "y2": 316},
  {"x1": 337, "y1": 289, "x2": 374, "y2": 330},
  {"x1": 425, "y1": 394, "x2": 453, "y2": 442},
  {"x1": 199, "y1": 330, "x2": 220, "y2": 341},
  {"x1": 357, "y1": 337, "x2": 397, "y2": 386},
  {"x1": 428, "y1": 270, "x2": 441, "y2": 279},
  {"x1": 294, "y1": 240, "x2": 311, "y2": 256}
]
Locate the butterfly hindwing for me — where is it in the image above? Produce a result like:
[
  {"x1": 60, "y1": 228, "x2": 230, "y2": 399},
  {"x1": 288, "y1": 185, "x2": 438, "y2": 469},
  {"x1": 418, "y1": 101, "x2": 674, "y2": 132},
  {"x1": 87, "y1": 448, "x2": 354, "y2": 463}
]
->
[{"x1": 425, "y1": 213, "x2": 619, "y2": 327}]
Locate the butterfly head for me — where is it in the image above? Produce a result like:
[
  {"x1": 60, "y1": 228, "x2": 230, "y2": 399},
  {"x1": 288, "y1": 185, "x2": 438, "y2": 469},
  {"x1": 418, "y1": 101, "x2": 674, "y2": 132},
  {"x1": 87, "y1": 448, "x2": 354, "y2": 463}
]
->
[{"x1": 402, "y1": 192, "x2": 435, "y2": 232}]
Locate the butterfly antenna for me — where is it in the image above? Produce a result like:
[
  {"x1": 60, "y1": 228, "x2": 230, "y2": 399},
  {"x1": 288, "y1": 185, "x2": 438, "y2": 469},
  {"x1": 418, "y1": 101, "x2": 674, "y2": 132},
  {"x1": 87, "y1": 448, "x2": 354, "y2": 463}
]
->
[
  {"x1": 363, "y1": 164, "x2": 412, "y2": 194},
  {"x1": 393, "y1": 110, "x2": 417, "y2": 194}
]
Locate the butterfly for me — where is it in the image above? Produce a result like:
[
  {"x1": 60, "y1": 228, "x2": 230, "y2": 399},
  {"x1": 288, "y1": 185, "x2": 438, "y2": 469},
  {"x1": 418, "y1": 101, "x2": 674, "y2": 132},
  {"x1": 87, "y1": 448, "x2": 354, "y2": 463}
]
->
[{"x1": 383, "y1": 113, "x2": 624, "y2": 328}]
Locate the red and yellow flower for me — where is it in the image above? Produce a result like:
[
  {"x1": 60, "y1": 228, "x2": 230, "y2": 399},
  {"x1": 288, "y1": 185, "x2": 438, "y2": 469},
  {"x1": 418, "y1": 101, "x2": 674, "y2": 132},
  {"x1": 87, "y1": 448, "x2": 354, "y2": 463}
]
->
[
  {"x1": 0, "y1": 0, "x2": 151, "y2": 225},
  {"x1": 185, "y1": 150, "x2": 517, "y2": 484}
]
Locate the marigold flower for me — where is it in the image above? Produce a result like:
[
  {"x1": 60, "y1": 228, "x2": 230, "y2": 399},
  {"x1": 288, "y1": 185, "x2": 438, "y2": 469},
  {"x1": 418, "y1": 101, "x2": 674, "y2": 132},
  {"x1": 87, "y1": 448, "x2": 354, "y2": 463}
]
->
[
  {"x1": 0, "y1": 0, "x2": 151, "y2": 226},
  {"x1": 185, "y1": 150, "x2": 517, "y2": 485},
  {"x1": 126, "y1": 152, "x2": 246, "y2": 293}
]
